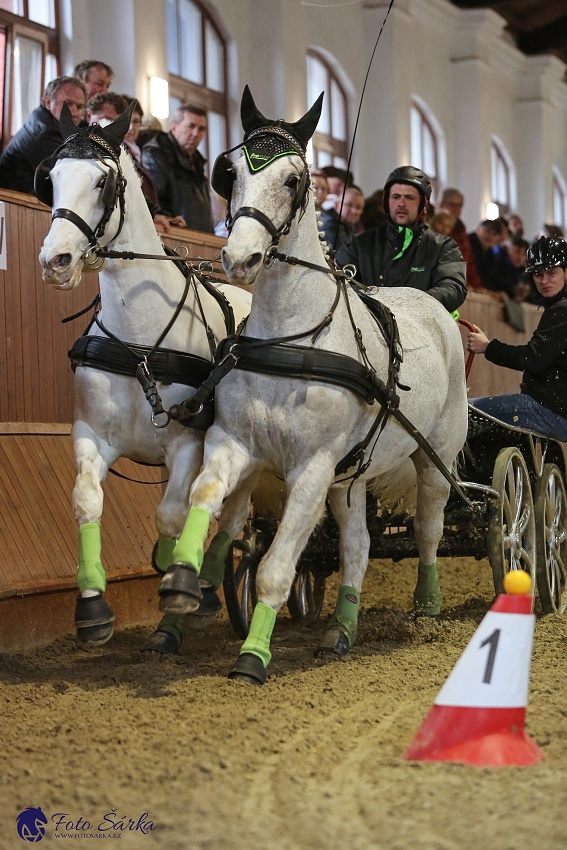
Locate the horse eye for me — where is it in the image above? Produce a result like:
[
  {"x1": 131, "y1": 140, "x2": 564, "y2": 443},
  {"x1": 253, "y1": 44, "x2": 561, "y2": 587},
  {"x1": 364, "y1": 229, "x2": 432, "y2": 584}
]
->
[
  {"x1": 96, "y1": 176, "x2": 106, "y2": 190},
  {"x1": 285, "y1": 175, "x2": 299, "y2": 190}
]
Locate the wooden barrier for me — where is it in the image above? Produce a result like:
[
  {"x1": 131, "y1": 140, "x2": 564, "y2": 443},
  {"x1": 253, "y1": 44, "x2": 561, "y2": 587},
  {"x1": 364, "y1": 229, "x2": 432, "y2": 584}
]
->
[{"x1": 0, "y1": 188, "x2": 542, "y2": 650}]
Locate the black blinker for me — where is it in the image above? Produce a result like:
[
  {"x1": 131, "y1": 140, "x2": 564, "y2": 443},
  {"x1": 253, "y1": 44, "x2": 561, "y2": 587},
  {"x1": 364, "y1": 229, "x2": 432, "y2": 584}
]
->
[{"x1": 211, "y1": 154, "x2": 235, "y2": 201}]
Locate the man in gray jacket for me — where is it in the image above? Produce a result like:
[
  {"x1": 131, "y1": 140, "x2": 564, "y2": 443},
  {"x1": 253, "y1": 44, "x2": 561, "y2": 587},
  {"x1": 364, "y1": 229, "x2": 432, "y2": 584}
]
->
[
  {"x1": 141, "y1": 104, "x2": 214, "y2": 234},
  {"x1": 336, "y1": 165, "x2": 467, "y2": 313}
]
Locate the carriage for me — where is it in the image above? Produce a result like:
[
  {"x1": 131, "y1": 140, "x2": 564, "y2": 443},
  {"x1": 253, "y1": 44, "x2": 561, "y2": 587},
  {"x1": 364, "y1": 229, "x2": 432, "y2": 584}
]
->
[{"x1": 221, "y1": 405, "x2": 567, "y2": 641}]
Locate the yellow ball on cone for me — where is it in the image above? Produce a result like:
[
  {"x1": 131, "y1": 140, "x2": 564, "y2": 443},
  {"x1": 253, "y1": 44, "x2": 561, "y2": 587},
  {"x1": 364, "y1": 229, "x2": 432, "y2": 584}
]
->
[{"x1": 503, "y1": 570, "x2": 532, "y2": 595}]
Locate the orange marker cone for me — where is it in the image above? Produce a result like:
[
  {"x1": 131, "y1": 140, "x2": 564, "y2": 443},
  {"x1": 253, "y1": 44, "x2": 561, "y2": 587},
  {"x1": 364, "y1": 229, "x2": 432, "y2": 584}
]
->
[{"x1": 403, "y1": 570, "x2": 544, "y2": 766}]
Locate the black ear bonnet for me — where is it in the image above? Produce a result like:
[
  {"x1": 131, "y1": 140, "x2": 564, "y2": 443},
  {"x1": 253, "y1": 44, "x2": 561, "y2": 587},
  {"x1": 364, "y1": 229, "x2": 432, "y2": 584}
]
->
[
  {"x1": 34, "y1": 100, "x2": 135, "y2": 208},
  {"x1": 211, "y1": 85, "x2": 323, "y2": 210}
]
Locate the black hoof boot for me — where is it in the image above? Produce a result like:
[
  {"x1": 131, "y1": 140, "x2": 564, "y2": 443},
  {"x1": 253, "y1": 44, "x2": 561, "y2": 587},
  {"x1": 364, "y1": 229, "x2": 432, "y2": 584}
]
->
[
  {"x1": 228, "y1": 652, "x2": 267, "y2": 686},
  {"x1": 158, "y1": 563, "x2": 202, "y2": 614},
  {"x1": 316, "y1": 628, "x2": 351, "y2": 658},
  {"x1": 139, "y1": 629, "x2": 181, "y2": 662},
  {"x1": 150, "y1": 542, "x2": 166, "y2": 576},
  {"x1": 185, "y1": 585, "x2": 223, "y2": 630},
  {"x1": 75, "y1": 593, "x2": 115, "y2": 646}
]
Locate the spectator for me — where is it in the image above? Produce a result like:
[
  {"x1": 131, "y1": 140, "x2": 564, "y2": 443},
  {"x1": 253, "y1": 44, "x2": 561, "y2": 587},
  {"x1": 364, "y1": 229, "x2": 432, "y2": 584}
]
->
[
  {"x1": 428, "y1": 210, "x2": 455, "y2": 236},
  {"x1": 467, "y1": 236, "x2": 567, "y2": 440},
  {"x1": 121, "y1": 96, "x2": 186, "y2": 232},
  {"x1": 73, "y1": 60, "x2": 113, "y2": 100},
  {"x1": 439, "y1": 187, "x2": 484, "y2": 292},
  {"x1": 542, "y1": 223, "x2": 565, "y2": 240},
  {"x1": 137, "y1": 114, "x2": 163, "y2": 150},
  {"x1": 507, "y1": 213, "x2": 524, "y2": 238},
  {"x1": 336, "y1": 185, "x2": 365, "y2": 238},
  {"x1": 467, "y1": 218, "x2": 505, "y2": 290},
  {"x1": 141, "y1": 103, "x2": 214, "y2": 234},
  {"x1": 359, "y1": 188, "x2": 387, "y2": 231},
  {"x1": 86, "y1": 91, "x2": 128, "y2": 125},
  {"x1": 0, "y1": 75, "x2": 86, "y2": 195},
  {"x1": 336, "y1": 165, "x2": 466, "y2": 313}
]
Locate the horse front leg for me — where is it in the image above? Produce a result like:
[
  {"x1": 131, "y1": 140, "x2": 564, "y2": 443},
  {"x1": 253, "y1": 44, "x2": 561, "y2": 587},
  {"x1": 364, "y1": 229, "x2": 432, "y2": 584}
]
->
[
  {"x1": 229, "y1": 455, "x2": 336, "y2": 685},
  {"x1": 411, "y1": 452, "x2": 452, "y2": 618},
  {"x1": 157, "y1": 432, "x2": 254, "y2": 615},
  {"x1": 143, "y1": 469, "x2": 259, "y2": 660},
  {"x1": 318, "y1": 481, "x2": 370, "y2": 657},
  {"x1": 72, "y1": 429, "x2": 118, "y2": 646}
]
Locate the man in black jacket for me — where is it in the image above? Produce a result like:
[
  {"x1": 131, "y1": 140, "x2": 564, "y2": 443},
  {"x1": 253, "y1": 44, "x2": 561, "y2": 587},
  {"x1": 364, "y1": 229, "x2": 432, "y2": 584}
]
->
[
  {"x1": 0, "y1": 76, "x2": 87, "y2": 195},
  {"x1": 335, "y1": 165, "x2": 466, "y2": 313},
  {"x1": 141, "y1": 103, "x2": 214, "y2": 234},
  {"x1": 467, "y1": 236, "x2": 567, "y2": 440}
]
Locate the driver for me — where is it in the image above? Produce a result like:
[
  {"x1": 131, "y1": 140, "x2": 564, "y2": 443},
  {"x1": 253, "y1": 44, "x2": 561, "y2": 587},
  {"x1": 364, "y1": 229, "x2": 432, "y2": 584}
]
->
[
  {"x1": 335, "y1": 165, "x2": 466, "y2": 313},
  {"x1": 467, "y1": 236, "x2": 567, "y2": 440}
]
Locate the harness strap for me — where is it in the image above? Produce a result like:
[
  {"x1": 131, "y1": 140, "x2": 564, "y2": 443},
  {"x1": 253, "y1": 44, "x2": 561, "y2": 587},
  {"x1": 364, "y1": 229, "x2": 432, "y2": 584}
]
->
[{"x1": 52, "y1": 208, "x2": 97, "y2": 243}]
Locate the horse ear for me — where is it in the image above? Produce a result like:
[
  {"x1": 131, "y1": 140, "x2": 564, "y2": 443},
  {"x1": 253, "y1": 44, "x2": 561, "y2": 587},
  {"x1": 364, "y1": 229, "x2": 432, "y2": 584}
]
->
[
  {"x1": 59, "y1": 102, "x2": 79, "y2": 140},
  {"x1": 100, "y1": 100, "x2": 137, "y2": 149},
  {"x1": 241, "y1": 85, "x2": 270, "y2": 135},
  {"x1": 288, "y1": 92, "x2": 324, "y2": 148}
]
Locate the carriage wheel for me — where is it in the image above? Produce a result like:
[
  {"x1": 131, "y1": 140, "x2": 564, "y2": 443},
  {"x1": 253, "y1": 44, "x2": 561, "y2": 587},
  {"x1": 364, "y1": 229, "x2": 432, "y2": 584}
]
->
[
  {"x1": 534, "y1": 464, "x2": 567, "y2": 614},
  {"x1": 487, "y1": 447, "x2": 536, "y2": 597},
  {"x1": 287, "y1": 564, "x2": 326, "y2": 623},
  {"x1": 223, "y1": 521, "x2": 275, "y2": 639}
]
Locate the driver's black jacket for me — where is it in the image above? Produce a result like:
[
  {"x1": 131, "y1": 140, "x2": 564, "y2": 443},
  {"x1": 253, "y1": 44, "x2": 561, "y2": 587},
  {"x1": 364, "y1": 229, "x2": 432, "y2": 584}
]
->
[
  {"x1": 335, "y1": 219, "x2": 467, "y2": 313},
  {"x1": 485, "y1": 286, "x2": 567, "y2": 418}
]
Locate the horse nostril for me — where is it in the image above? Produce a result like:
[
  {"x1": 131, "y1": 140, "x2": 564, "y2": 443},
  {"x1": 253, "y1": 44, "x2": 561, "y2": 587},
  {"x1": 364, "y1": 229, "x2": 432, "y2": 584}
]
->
[
  {"x1": 245, "y1": 253, "x2": 262, "y2": 270},
  {"x1": 53, "y1": 253, "x2": 72, "y2": 269}
]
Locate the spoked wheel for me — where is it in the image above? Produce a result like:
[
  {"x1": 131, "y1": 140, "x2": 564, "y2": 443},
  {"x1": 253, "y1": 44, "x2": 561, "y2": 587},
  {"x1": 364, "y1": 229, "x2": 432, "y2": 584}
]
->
[
  {"x1": 534, "y1": 464, "x2": 567, "y2": 614},
  {"x1": 223, "y1": 521, "x2": 274, "y2": 639},
  {"x1": 487, "y1": 446, "x2": 536, "y2": 597},
  {"x1": 287, "y1": 562, "x2": 326, "y2": 623}
]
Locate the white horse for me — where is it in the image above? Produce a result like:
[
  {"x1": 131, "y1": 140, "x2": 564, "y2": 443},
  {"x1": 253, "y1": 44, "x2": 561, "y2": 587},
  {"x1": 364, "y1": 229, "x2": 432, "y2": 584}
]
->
[
  {"x1": 157, "y1": 87, "x2": 469, "y2": 683},
  {"x1": 37, "y1": 103, "x2": 251, "y2": 648}
]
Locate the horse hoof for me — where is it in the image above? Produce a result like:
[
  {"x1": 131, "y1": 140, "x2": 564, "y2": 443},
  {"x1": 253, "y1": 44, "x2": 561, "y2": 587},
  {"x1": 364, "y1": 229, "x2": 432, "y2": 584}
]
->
[
  {"x1": 316, "y1": 628, "x2": 351, "y2": 658},
  {"x1": 158, "y1": 563, "x2": 202, "y2": 614},
  {"x1": 184, "y1": 585, "x2": 223, "y2": 630},
  {"x1": 139, "y1": 629, "x2": 181, "y2": 661},
  {"x1": 227, "y1": 652, "x2": 267, "y2": 685},
  {"x1": 75, "y1": 593, "x2": 115, "y2": 646}
]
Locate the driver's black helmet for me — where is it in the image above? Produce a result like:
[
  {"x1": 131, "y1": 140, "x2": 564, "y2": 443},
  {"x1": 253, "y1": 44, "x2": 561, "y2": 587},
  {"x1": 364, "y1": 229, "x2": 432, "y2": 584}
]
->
[
  {"x1": 525, "y1": 236, "x2": 567, "y2": 274},
  {"x1": 383, "y1": 165, "x2": 432, "y2": 215}
]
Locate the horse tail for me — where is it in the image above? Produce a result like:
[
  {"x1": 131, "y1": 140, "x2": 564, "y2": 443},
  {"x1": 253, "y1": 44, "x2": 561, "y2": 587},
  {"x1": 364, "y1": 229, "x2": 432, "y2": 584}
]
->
[{"x1": 368, "y1": 459, "x2": 417, "y2": 516}]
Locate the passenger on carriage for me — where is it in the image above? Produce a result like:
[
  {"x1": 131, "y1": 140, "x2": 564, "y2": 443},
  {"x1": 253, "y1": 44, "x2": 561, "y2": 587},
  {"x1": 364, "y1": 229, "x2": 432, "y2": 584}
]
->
[
  {"x1": 335, "y1": 165, "x2": 467, "y2": 313},
  {"x1": 467, "y1": 236, "x2": 567, "y2": 441}
]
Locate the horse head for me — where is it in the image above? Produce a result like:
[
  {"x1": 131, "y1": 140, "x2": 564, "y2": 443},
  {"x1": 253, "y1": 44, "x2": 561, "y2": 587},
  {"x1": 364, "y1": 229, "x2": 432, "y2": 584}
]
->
[
  {"x1": 214, "y1": 87, "x2": 323, "y2": 285},
  {"x1": 38, "y1": 102, "x2": 136, "y2": 289}
]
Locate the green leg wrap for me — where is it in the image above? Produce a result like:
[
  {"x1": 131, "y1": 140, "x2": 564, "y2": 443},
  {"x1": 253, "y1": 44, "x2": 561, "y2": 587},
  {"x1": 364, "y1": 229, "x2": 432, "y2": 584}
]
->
[
  {"x1": 156, "y1": 612, "x2": 186, "y2": 648},
  {"x1": 327, "y1": 585, "x2": 360, "y2": 645},
  {"x1": 77, "y1": 522, "x2": 106, "y2": 593},
  {"x1": 240, "y1": 601, "x2": 277, "y2": 668},
  {"x1": 154, "y1": 535, "x2": 176, "y2": 572},
  {"x1": 413, "y1": 562, "x2": 442, "y2": 616},
  {"x1": 172, "y1": 507, "x2": 210, "y2": 574},
  {"x1": 200, "y1": 531, "x2": 231, "y2": 589}
]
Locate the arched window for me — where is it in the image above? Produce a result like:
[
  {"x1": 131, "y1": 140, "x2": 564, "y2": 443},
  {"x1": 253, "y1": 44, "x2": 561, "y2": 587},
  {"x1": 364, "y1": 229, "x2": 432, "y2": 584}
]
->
[
  {"x1": 552, "y1": 167, "x2": 567, "y2": 229},
  {"x1": 0, "y1": 0, "x2": 59, "y2": 148},
  {"x1": 306, "y1": 49, "x2": 348, "y2": 170},
  {"x1": 410, "y1": 98, "x2": 443, "y2": 201},
  {"x1": 490, "y1": 137, "x2": 515, "y2": 217},
  {"x1": 166, "y1": 0, "x2": 228, "y2": 166}
]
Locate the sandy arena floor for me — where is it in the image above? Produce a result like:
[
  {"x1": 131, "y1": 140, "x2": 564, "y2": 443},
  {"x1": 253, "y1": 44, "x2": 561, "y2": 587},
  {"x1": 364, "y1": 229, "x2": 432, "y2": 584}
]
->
[{"x1": 1, "y1": 555, "x2": 566, "y2": 850}]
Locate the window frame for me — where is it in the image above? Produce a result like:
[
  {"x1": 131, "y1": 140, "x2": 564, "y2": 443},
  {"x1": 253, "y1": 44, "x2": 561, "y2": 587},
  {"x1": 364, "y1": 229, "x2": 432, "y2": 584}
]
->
[
  {"x1": 410, "y1": 99, "x2": 441, "y2": 202},
  {"x1": 307, "y1": 49, "x2": 349, "y2": 171},
  {"x1": 552, "y1": 168, "x2": 567, "y2": 229},
  {"x1": 490, "y1": 138, "x2": 514, "y2": 217},
  {"x1": 166, "y1": 0, "x2": 228, "y2": 167},
  {"x1": 0, "y1": 3, "x2": 59, "y2": 147}
]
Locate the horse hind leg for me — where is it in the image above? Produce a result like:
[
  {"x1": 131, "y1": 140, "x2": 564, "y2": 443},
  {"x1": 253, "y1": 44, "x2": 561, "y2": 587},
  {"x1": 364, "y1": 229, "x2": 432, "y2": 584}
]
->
[
  {"x1": 411, "y1": 452, "x2": 452, "y2": 619},
  {"x1": 72, "y1": 434, "x2": 117, "y2": 646}
]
